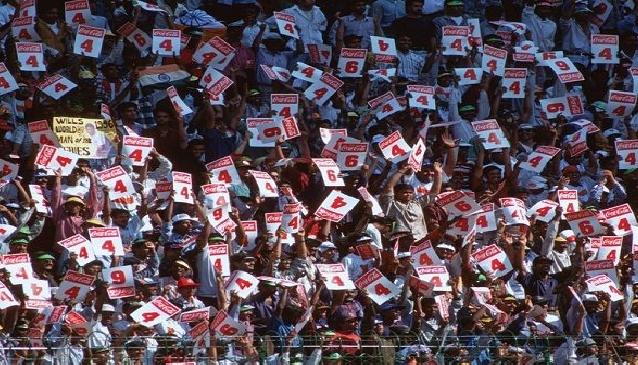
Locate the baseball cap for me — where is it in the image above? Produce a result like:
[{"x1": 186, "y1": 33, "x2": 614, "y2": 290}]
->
[
  {"x1": 102, "y1": 304, "x2": 116, "y2": 312},
  {"x1": 171, "y1": 214, "x2": 196, "y2": 223},
  {"x1": 177, "y1": 278, "x2": 200, "y2": 288},
  {"x1": 318, "y1": 241, "x2": 337, "y2": 252}
]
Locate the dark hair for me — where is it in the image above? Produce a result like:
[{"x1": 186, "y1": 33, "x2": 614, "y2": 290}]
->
[
  {"x1": 394, "y1": 183, "x2": 413, "y2": 194},
  {"x1": 117, "y1": 102, "x2": 137, "y2": 114}
]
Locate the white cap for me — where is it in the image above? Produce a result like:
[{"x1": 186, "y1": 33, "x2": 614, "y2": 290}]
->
[
  {"x1": 582, "y1": 293, "x2": 598, "y2": 302},
  {"x1": 171, "y1": 214, "x2": 196, "y2": 223},
  {"x1": 436, "y1": 243, "x2": 456, "y2": 252},
  {"x1": 397, "y1": 252, "x2": 411, "y2": 259},
  {"x1": 371, "y1": 134, "x2": 385, "y2": 144},
  {"x1": 603, "y1": 128, "x2": 621, "y2": 138},
  {"x1": 318, "y1": 241, "x2": 337, "y2": 252},
  {"x1": 102, "y1": 304, "x2": 116, "y2": 312}
]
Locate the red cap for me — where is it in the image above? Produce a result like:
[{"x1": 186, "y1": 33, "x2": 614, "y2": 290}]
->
[{"x1": 177, "y1": 278, "x2": 200, "y2": 288}]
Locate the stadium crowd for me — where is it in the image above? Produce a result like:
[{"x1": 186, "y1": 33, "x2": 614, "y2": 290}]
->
[{"x1": 3, "y1": 0, "x2": 638, "y2": 363}]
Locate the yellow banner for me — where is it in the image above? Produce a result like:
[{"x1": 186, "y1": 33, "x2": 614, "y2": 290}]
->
[{"x1": 52, "y1": 117, "x2": 117, "y2": 159}]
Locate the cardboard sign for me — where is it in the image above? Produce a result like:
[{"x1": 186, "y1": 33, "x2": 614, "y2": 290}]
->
[
  {"x1": 65, "y1": 0, "x2": 90, "y2": 26},
  {"x1": 407, "y1": 138, "x2": 427, "y2": 172},
  {"x1": 193, "y1": 37, "x2": 236, "y2": 70},
  {"x1": 121, "y1": 135, "x2": 153, "y2": 166},
  {"x1": 600, "y1": 203, "x2": 637, "y2": 236},
  {"x1": 607, "y1": 90, "x2": 637, "y2": 118},
  {"x1": 172, "y1": 171, "x2": 194, "y2": 204},
  {"x1": 248, "y1": 170, "x2": 279, "y2": 198},
  {"x1": 54, "y1": 270, "x2": 95, "y2": 303},
  {"x1": 247, "y1": 118, "x2": 276, "y2": 148},
  {"x1": 29, "y1": 184, "x2": 50, "y2": 215},
  {"x1": 596, "y1": 237, "x2": 622, "y2": 265},
  {"x1": 591, "y1": 34, "x2": 619, "y2": 64},
  {"x1": 152, "y1": 29, "x2": 181, "y2": 56},
  {"x1": 519, "y1": 146, "x2": 561, "y2": 173},
  {"x1": 103, "y1": 265, "x2": 135, "y2": 299},
  {"x1": 0, "y1": 62, "x2": 16, "y2": 96},
  {"x1": 378, "y1": 130, "x2": 411, "y2": 163},
  {"x1": 475, "y1": 203, "x2": 497, "y2": 233},
  {"x1": 481, "y1": 45, "x2": 507, "y2": 76},
  {"x1": 455, "y1": 68, "x2": 483, "y2": 85},
  {"x1": 208, "y1": 205, "x2": 235, "y2": 234},
  {"x1": 585, "y1": 275, "x2": 623, "y2": 302},
  {"x1": 546, "y1": 57, "x2": 584, "y2": 83},
  {"x1": 500, "y1": 198, "x2": 529, "y2": 225},
  {"x1": 205, "y1": 156, "x2": 241, "y2": 186},
  {"x1": 17, "y1": 42, "x2": 44, "y2": 71},
  {"x1": 313, "y1": 158, "x2": 344, "y2": 187},
  {"x1": 225, "y1": 270, "x2": 259, "y2": 298},
  {"x1": 271, "y1": 94, "x2": 298, "y2": 120},
  {"x1": 322, "y1": 133, "x2": 356, "y2": 160},
  {"x1": 116, "y1": 22, "x2": 151, "y2": 52},
  {"x1": 354, "y1": 268, "x2": 400, "y2": 305},
  {"x1": 436, "y1": 190, "x2": 482, "y2": 218},
  {"x1": 337, "y1": 142, "x2": 368, "y2": 171},
  {"x1": 37, "y1": 75, "x2": 77, "y2": 100},
  {"x1": 35, "y1": 145, "x2": 80, "y2": 176},
  {"x1": 58, "y1": 234, "x2": 96, "y2": 265},
  {"x1": 201, "y1": 66, "x2": 234, "y2": 94},
  {"x1": 73, "y1": 25, "x2": 105, "y2": 58},
  {"x1": 317, "y1": 263, "x2": 355, "y2": 290},
  {"x1": 527, "y1": 199, "x2": 558, "y2": 223},
  {"x1": 535, "y1": 51, "x2": 564, "y2": 66},
  {"x1": 557, "y1": 190, "x2": 578, "y2": 218},
  {"x1": 65, "y1": 311, "x2": 92, "y2": 336},
  {"x1": 368, "y1": 91, "x2": 402, "y2": 120},
  {"x1": 447, "y1": 214, "x2": 476, "y2": 236},
  {"x1": 52, "y1": 116, "x2": 117, "y2": 159},
  {"x1": 410, "y1": 240, "x2": 443, "y2": 267},
  {"x1": 0, "y1": 159, "x2": 18, "y2": 186},
  {"x1": 565, "y1": 210, "x2": 603, "y2": 237},
  {"x1": 131, "y1": 296, "x2": 181, "y2": 327},
  {"x1": 95, "y1": 166, "x2": 135, "y2": 200},
  {"x1": 242, "y1": 220, "x2": 259, "y2": 251},
  {"x1": 210, "y1": 310, "x2": 247, "y2": 336},
  {"x1": 471, "y1": 119, "x2": 509, "y2": 149},
  {"x1": 265, "y1": 212, "x2": 292, "y2": 244},
  {"x1": 539, "y1": 95, "x2": 584, "y2": 118},
  {"x1": 202, "y1": 183, "x2": 230, "y2": 208},
  {"x1": 181, "y1": 307, "x2": 211, "y2": 323},
  {"x1": 167, "y1": 86, "x2": 193, "y2": 116},
  {"x1": 0, "y1": 282, "x2": 19, "y2": 309},
  {"x1": 304, "y1": 72, "x2": 344, "y2": 105},
  {"x1": 308, "y1": 43, "x2": 332, "y2": 65},
  {"x1": 616, "y1": 140, "x2": 638, "y2": 170},
  {"x1": 337, "y1": 48, "x2": 367, "y2": 78},
  {"x1": 407, "y1": 85, "x2": 436, "y2": 110},
  {"x1": 370, "y1": 36, "x2": 397, "y2": 63},
  {"x1": 273, "y1": 12, "x2": 299, "y2": 39},
  {"x1": 2, "y1": 253, "x2": 32, "y2": 285},
  {"x1": 292, "y1": 62, "x2": 323, "y2": 82},
  {"x1": 468, "y1": 18, "x2": 482, "y2": 49},
  {"x1": 357, "y1": 187, "x2": 384, "y2": 216},
  {"x1": 315, "y1": 190, "x2": 359, "y2": 222},
  {"x1": 12, "y1": 16, "x2": 40, "y2": 42},
  {"x1": 281, "y1": 203, "x2": 301, "y2": 233},
  {"x1": 416, "y1": 266, "x2": 451, "y2": 291},
  {"x1": 208, "y1": 244, "x2": 230, "y2": 277},
  {"x1": 471, "y1": 244, "x2": 513, "y2": 278},
  {"x1": 566, "y1": 128, "x2": 588, "y2": 156},
  {"x1": 502, "y1": 68, "x2": 527, "y2": 99},
  {"x1": 442, "y1": 26, "x2": 471, "y2": 56},
  {"x1": 89, "y1": 227, "x2": 124, "y2": 256}
]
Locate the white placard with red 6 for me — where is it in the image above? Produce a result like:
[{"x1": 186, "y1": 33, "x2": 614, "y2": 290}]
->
[
  {"x1": 37, "y1": 74, "x2": 77, "y2": 100},
  {"x1": 596, "y1": 236, "x2": 622, "y2": 265},
  {"x1": 370, "y1": 36, "x2": 397, "y2": 59},
  {"x1": 475, "y1": 203, "x2": 497, "y2": 233},
  {"x1": 455, "y1": 68, "x2": 483, "y2": 85},
  {"x1": 273, "y1": 12, "x2": 299, "y2": 39},
  {"x1": 557, "y1": 190, "x2": 578, "y2": 218},
  {"x1": 249, "y1": 170, "x2": 279, "y2": 198},
  {"x1": 247, "y1": 118, "x2": 276, "y2": 147},
  {"x1": 416, "y1": 266, "x2": 451, "y2": 291},
  {"x1": 0, "y1": 62, "x2": 17, "y2": 96},
  {"x1": 337, "y1": 48, "x2": 367, "y2": 78},
  {"x1": 442, "y1": 26, "x2": 471, "y2": 56},
  {"x1": 172, "y1": 171, "x2": 194, "y2": 204},
  {"x1": 407, "y1": 138, "x2": 427, "y2": 172},
  {"x1": 527, "y1": 199, "x2": 559, "y2": 223},
  {"x1": 471, "y1": 119, "x2": 509, "y2": 150},
  {"x1": 152, "y1": 29, "x2": 181, "y2": 56},
  {"x1": 608, "y1": 90, "x2": 637, "y2": 118},
  {"x1": 121, "y1": 135, "x2": 153, "y2": 166},
  {"x1": 131, "y1": 296, "x2": 181, "y2": 327},
  {"x1": 210, "y1": 310, "x2": 247, "y2": 336},
  {"x1": 304, "y1": 72, "x2": 344, "y2": 105},
  {"x1": 54, "y1": 270, "x2": 95, "y2": 303},
  {"x1": 615, "y1": 140, "x2": 638, "y2": 170},
  {"x1": 502, "y1": 68, "x2": 527, "y2": 99},
  {"x1": 168, "y1": 86, "x2": 193, "y2": 116},
  {"x1": 471, "y1": 244, "x2": 513, "y2": 278},
  {"x1": 481, "y1": 45, "x2": 507, "y2": 77},
  {"x1": 436, "y1": 190, "x2": 482, "y2": 218},
  {"x1": 17, "y1": 42, "x2": 45, "y2": 71},
  {"x1": 58, "y1": 234, "x2": 96, "y2": 265},
  {"x1": 585, "y1": 275, "x2": 623, "y2": 302},
  {"x1": 313, "y1": 158, "x2": 344, "y2": 187},
  {"x1": 208, "y1": 204, "x2": 235, "y2": 235},
  {"x1": 89, "y1": 227, "x2": 124, "y2": 256},
  {"x1": 116, "y1": 22, "x2": 151, "y2": 52},
  {"x1": 591, "y1": 34, "x2": 619, "y2": 64},
  {"x1": 225, "y1": 270, "x2": 259, "y2": 299},
  {"x1": 206, "y1": 156, "x2": 241, "y2": 186},
  {"x1": 601, "y1": 203, "x2": 637, "y2": 236},
  {"x1": 315, "y1": 190, "x2": 359, "y2": 222},
  {"x1": 73, "y1": 25, "x2": 106, "y2": 58},
  {"x1": 565, "y1": 210, "x2": 603, "y2": 237},
  {"x1": 208, "y1": 244, "x2": 231, "y2": 277},
  {"x1": 2, "y1": 253, "x2": 33, "y2": 285},
  {"x1": 378, "y1": 130, "x2": 411, "y2": 163},
  {"x1": 407, "y1": 85, "x2": 436, "y2": 110},
  {"x1": 103, "y1": 265, "x2": 135, "y2": 299},
  {"x1": 355, "y1": 268, "x2": 400, "y2": 305},
  {"x1": 499, "y1": 197, "x2": 529, "y2": 225},
  {"x1": 95, "y1": 166, "x2": 135, "y2": 200},
  {"x1": 519, "y1": 146, "x2": 561, "y2": 173},
  {"x1": 546, "y1": 57, "x2": 584, "y2": 83},
  {"x1": 271, "y1": 94, "x2": 298, "y2": 120},
  {"x1": 337, "y1": 142, "x2": 368, "y2": 171}
]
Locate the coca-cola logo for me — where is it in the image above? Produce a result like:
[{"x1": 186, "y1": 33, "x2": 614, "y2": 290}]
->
[
  {"x1": 473, "y1": 121, "x2": 499, "y2": 132},
  {"x1": 341, "y1": 49, "x2": 366, "y2": 58},
  {"x1": 271, "y1": 95, "x2": 297, "y2": 104}
]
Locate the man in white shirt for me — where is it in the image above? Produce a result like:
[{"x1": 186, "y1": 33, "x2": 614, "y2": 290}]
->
[{"x1": 280, "y1": 0, "x2": 327, "y2": 51}]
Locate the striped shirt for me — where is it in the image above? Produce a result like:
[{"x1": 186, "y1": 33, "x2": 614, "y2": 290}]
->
[{"x1": 396, "y1": 50, "x2": 425, "y2": 82}]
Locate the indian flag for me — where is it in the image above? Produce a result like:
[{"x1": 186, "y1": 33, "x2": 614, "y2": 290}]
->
[{"x1": 138, "y1": 65, "x2": 191, "y2": 94}]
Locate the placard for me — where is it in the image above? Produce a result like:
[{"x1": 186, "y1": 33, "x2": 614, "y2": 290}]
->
[
  {"x1": 475, "y1": 203, "x2": 497, "y2": 232},
  {"x1": 446, "y1": 214, "x2": 476, "y2": 237},
  {"x1": 317, "y1": 263, "x2": 355, "y2": 290},
  {"x1": 502, "y1": 68, "x2": 526, "y2": 99},
  {"x1": 168, "y1": 86, "x2": 193, "y2": 116},
  {"x1": 307, "y1": 43, "x2": 332, "y2": 65},
  {"x1": 370, "y1": 35, "x2": 397, "y2": 63},
  {"x1": 224, "y1": 270, "x2": 259, "y2": 299},
  {"x1": 281, "y1": 203, "x2": 301, "y2": 233},
  {"x1": 407, "y1": 138, "x2": 426, "y2": 172},
  {"x1": 37, "y1": 75, "x2": 77, "y2": 100},
  {"x1": 455, "y1": 68, "x2": 483, "y2": 85},
  {"x1": 313, "y1": 158, "x2": 344, "y2": 187},
  {"x1": 16, "y1": 42, "x2": 44, "y2": 71},
  {"x1": 273, "y1": 11, "x2": 299, "y2": 39},
  {"x1": 591, "y1": 34, "x2": 619, "y2": 64},
  {"x1": 2, "y1": 253, "x2": 32, "y2": 285},
  {"x1": 607, "y1": 90, "x2": 637, "y2": 118},
  {"x1": 616, "y1": 140, "x2": 638, "y2": 170},
  {"x1": 315, "y1": 190, "x2": 359, "y2": 222},
  {"x1": 337, "y1": 142, "x2": 368, "y2": 171},
  {"x1": 292, "y1": 62, "x2": 323, "y2": 82},
  {"x1": 354, "y1": 268, "x2": 400, "y2": 305},
  {"x1": 248, "y1": 170, "x2": 279, "y2": 198},
  {"x1": 65, "y1": 0, "x2": 90, "y2": 26},
  {"x1": 416, "y1": 266, "x2": 451, "y2": 291},
  {"x1": 28, "y1": 120, "x2": 57, "y2": 147},
  {"x1": 103, "y1": 265, "x2": 135, "y2": 299},
  {"x1": 58, "y1": 234, "x2": 96, "y2": 265},
  {"x1": 205, "y1": 156, "x2": 241, "y2": 186},
  {"x1": 407, "y1": 85, "x2": 436, "y2": 110},
  {"x1": 208, "y1": 244, "x2": 230, "y2": 276},
  {"x1": 539, "y1": 95, "x2": 584, "y2": 118},
  {"x1": 435, "y1": 190, "x2": 482, "y2": 218},
  {"x1": 0, "y1": 159, "x2": 18, "y2": 185},
  {"x1": 357, "y1": 187, "x2": 383, "y2": 216},
  {"x1": 596, "y1": 236, "x2": 622, "y2": 265},
  {"x1": 337, "y1": 48, "x2": 367, "y2": 78},
  {"x1": 367, "y1": 91, "x2": 402, "y2": 120},
  {"x1": 131, "y1": 296, "x2": 181, "y2": 327},
  {"x1": 116, "y1": 22, "x2": 151, "y2": 52},
  {"x1": 535, "y1": 51, "x2": 564, "y2": 66},
  {"x1": 566, "y1": 128, "x2": 588, "y2": 156},
  {"x1": 557, "y1": 190, "x2": 578, "y2": 218},
  {"x1": 29, "y1": 184, "x2": 50, "y2": 215},
  {"x1": 565, "y1": 210, "x2": 603, "y2": 237},
  {"x1": 442, "y1": 26, "x2": 471, "y2": 56},
  {"x1": 471, "y1": 119, "x2": 509, "y2": 149},
  {"x1": 378, "y1": 130, "x2": 411, "y2": 162},
  {"x1": 210, "y1": 310, "x2": 247, "y2": 336},
  {"x1": 153, "y1": 29, "x2": 181, "y2": 56},
  {"x1": 202, "y1": 183, "x2": 230, "y2": 208},
  {"x1": 527, "y1": 199, "x2": 558, "y2": 223},
  {"x1": 121, "y1": 135, "x2": 153, "y2": 166},
  {"x1": 89, "y1": 227, "x2": 124, "y2": 256},
  {"x1": 499, "y1": 197, "x2": 529, "y2": 225},
  {"x1": 304, "y1": 72, "x2": 344, "y2": 105},
  {"x1": 600, "y1": 203, "x2": 637, "y2": 236},
  {"x1": 18, "y1": 0, "x2": 36, "y2": 17},
  {"x1": 586, "y1": 259, "x2": 618, "y2": 289},
  {"x1": 12, "y1": 16, "x2": 40, "y2": 41},
  {"x1": 193, "y1": 36, "x2": 236, "y2": 70},
  {"x1": 73, "y1": 25, "x2": 106, "y2": 58},
  {"x1": 271, "y1": 94, "x2": 298, "y2": 119},
  {"x1": 410, "y1": 240, "x2": 442, "y2": 266},
  {"x1": 54, "y1": 270, "x2": 95, "y2": 303},
  {"x1": 172, "y1": 171, "x2": 194, "y2": 204},
  {"x1": 585, "y1": 275, "x2": 623, "y2": 302},
  {"x1": 471, "y1": 244, "x2": 513, "y2": 278},
  {"x1": 265, "y1": 212, "x2": 293, "y2": 244},
  {"x1": 519, "y1": 146, "x2": 561, "y2": 173},
  {"x1": 481, "y1": 45, "x2": 507, "y2": 76},
  {"x1": 0, "y1": 62, "x2": 16, "y2": 97},
  {"x1": 95, "y1": 166, "x2": 135, "y2": 200},
  {"x1": 546, "y1": 57, "x2": 584, "y2": 83}
]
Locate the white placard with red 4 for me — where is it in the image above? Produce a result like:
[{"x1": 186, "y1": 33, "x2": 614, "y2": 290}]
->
[
  {"x1": 471, "y1": 244, "x2": 513, "y2": 278},
  {"x1": 407, "y1": 138, "x2": 427, "y2": 172},
  {"x1": 407, "y1": 85, "x2": 436, "y2": 110},
  {"x1": 73, "y1": 25, "x2": 106, "y2": 58},
  {"x1": 12, "y1": 16, "x2": 40, "y2": 42},
  {"x1": 446, "y1": 214, "x2": 476, "y2": 237},
  {"x1": 265, "y1": 212, "x2": 293, "y2": 244},
  {"x1": 315, "y1": 190, "x2": 359, "y2": 222},
  {"x1": 416, "y1": 266, "x2": 451, "y2": 291},
  {"x1": 410, "y1": 240, "x2": 443, "y2": 267},
  {"x1": 557, "y1": 190, "x2": 578, "y2": 218},
  {"x1": 54, "y1": 270, "x2": 95, "y2": 303},
  {"x1": 591, "y1": 35, "x2": 619, "y2": 64},
  {"x1": 585, "y1": 275, "x2": 623, "y2": 302},
  {"x1": 455, "y1": 68, "x2": 483, "y2": 86},
  {"x1": 131, "y1": 296, "x2": 181, "y2": 327},
  {"x1": 442, "y1": 26, "x2": 471, "y2": 56},
  {"x1": 103, "y1": 265, "x2": 135, "y2": 299},
  {"x1": 337, "y1": 48, "x2": 367, "y2": 78},
  {"x1": 368, "y1": 91, "x2": 402, "y2": 120},
  {"x1": 500, "y1": 198, "x2": 529, "y2": 225},
  {"x1": 273, "y1": 12, "x2": 299, "y2": 39},
  {"x1": 206, "y1": 156, "x2": 241, "y2": 186},
  {"x1": 89, "y1": 227, "x2": 124, "y2": 256},
  {"x1": 121, "y1": 135, "x2": 153, "y2": 166},
  {"x1": 95, "y1": 166, "x2": 135, "y2": 200},
  {"x1": 481, "y1": 45, "x2": 507, "y2": 77},
  {"x1": 355, "y1": 268, "x2": 400, "y2": 305},
  {"x1": 37, "y1": 75, "x2": 77, "y2": 100},
  {"x1": 152, "y1": 29, "x2": 181, "y2": 56},
  {"x1": 29, "y1": 184, "x2": 50, "y2": 215},
  {"x1": 378, "y1": 130, "x2": 411, "y2": 163},
  {"x1": 304, "y1": 72, "x2": 344, "y2": 105},
  {"x1": 0, "y1": 159, "x2": 18, "y2": 185},
  {"x1": 202, "y1": 184, "x2": 230, "y2": 209},
  {"x1": 615, "y1": 140, "x2": 638, "y2": 170},
  {"x1": 0, "y1": 62, "x2": 17, "y2": 96},
  {"x1": 168, "y1": 86, "x2": 193, "y2": 116},
  {"x1": 248, "y1": 170, "x2": 279, "y2": 198},
  {"x1": 281, "y1": 203, "x2": 301, "y2": 234},
  {"x1": 475, "y1": 203, "x2": 497, "y2": 233},
  {"x1": 436, "y1": 190, "x2": 482, "y2": 218},
  {"x1": 65, "y1": 0, "x2": 90, "y2": 25},
  {"x1": 17, "y1": 42, "x2": 44, "y2": 71},
  {"x1": 565, "y1": 210, "x2": 603, "y2": 237},
  {"x1": 471, "y1": 119, "x2": 510, "y2": 150},
  {"x1": 527, "y1": 199, "x2": 559, "y2": 223},
  {"x1": 596, "y1": 236, "x2": 622, "y2": 265},
  {"x1": 208, "y1": 244, "x2": 231, "y2": 277},
  {"x1": 242, "y1": 220, "x2": 258, "y2": 251},
  {"x1": 29, "y1": 120, "x2": 60, "y2": 147},
  {"x1": 519, "y1": 146, "x2": 561, "y2": 173},
  {"x1": 317, "y1": 264, "x2": 355, "y2": 290},
  {"x1": 607, "y1": 90, "x2": 637, "y2": 118},
  {"x1": 58, "y1": 234, "x2": 96, "y2": 265},
  {"x1": 585, "y1": 259, "x2": 619, "y2": 286},
  {"x1": 546, "y1": 57, "x2": 584, "y2": 83},
  {"x1": 337, "y1": 142, "x2": 368, "y2": 171},
  {"x1": 601, "y1": 203, "x2": 637, "y2": 236},
  {"x1": 502, "y1": 68, "x2": 527, "y2": 99},
  {"x1": 313, "y1": 158, "x2": 344, "y2": 187},
  {"x1": 292, "y1": 62, "x2": 323, "y2": 82},
  {"x1": 271, "y1": 94, "x2": 298, "y2": 120},
  {"x1": 2, "y1": 253, "x2": 32, "y2": 285},
  {"x1": 194, "y1": 37, "x2": 236, "y2": 70},
  {"x1": 225, "y1": 270, "x2": 259, "y2": 299},
  {"x1": 172, "y1": 171, "x2": 194, "y2": 204}
]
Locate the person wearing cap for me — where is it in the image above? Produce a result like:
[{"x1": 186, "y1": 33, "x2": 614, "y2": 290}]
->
[
  {"x1": 7, "y1": 237, "x2": 29, "y2": 254},
  {"x1": 51, "y1": 167, "x2": 99, "y2": 243},
  {"x1": 557, "y1": 164, "x2": 595, "y2": 204},
  {"x1": 560, "y1": 1, "x2": 598, "y2": 67},
  {"x1": 522, "y1": 0, "x2": 557, "y2": 52},
  {"x1": 341, "y1": 236, "x2": 374, "y2": 281},
  {"x1": 102, "y1": 202, "x2": 145, "y2": 249},
  {"x1": 89, "y1": 303, "x2": 117, "y2": 350},
  {"x1": 124, "y1": 238, "x2": 159, "y2": 279},
  {"x1": 588, "y1": 169, "x2": 627, "y2": 209},
  {"x1": 162, "y1": 213, "x2": 198, "y2": 246},
  {"x1": 450, "y1": 99, "x2": 489, "y2": 144},
  {"x1": 432, "y1": 0, "x2": 470, "y2": 42},
  {"x1": 331, "y1": 0, "x2": 380, "y2": 50},
  {"x1": 176, "y1": 277, "x2": 205, "y2": 310}
]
